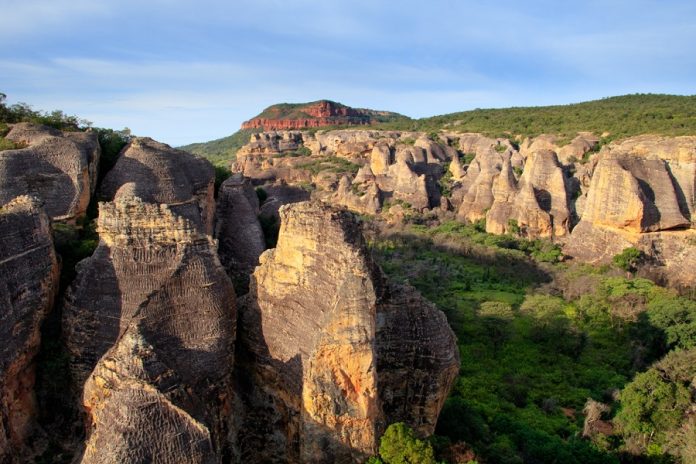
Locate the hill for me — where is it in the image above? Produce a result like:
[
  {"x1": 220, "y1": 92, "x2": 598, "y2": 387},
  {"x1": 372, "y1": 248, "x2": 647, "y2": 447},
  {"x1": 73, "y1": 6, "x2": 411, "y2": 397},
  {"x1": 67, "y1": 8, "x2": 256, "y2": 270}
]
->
[
  {"x1": 241, "y1": 99, "x2": 408, "y2": 130},
  {"x1": 181, "y1": 94, "x2": 696, "y2": 165}
]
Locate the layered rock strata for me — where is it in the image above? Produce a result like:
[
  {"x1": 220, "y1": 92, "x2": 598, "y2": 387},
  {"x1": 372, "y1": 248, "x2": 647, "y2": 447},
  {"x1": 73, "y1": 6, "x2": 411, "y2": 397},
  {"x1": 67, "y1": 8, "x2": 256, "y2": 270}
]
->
[
  {"x1": 63, "y1": 197, "x2": 236, "y2": 463},
  {"x1": 0, "y1": 123, "x2": 100, "y2": 222},
  {"x1": 100, "y1": 137, "x2": 215, "y2": 233},
  {"x1": 241, "y1": 100, "x2": 400, "y2": 131},
  {"x1": 236, "y1": 201, "x2": 459, "y2": 463},
  {"x1": 0, "y1": 196, "x2": 58, "y2": 461}
]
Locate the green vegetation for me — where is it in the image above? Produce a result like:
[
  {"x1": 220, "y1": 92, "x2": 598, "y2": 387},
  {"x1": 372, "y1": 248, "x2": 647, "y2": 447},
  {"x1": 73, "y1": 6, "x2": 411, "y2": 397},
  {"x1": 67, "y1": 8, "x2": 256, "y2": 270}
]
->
[
  {"x1": 297, "y1": 156, "x2": 360, "y2": 176},
  {"x1": 214, "y1": 165, "x2": 231, "y2": 198},
  {"x1": 178, "y1": 128, "x2": 261, "y2": 166},
  {"x1": 370, "y1": 219, "x2": 696, "y2": 464},
  {"x1": 369, "y1": 423, "x2": 437, "y2": 464},
  {"x1": 272, "y1": 146, "x2": 312, "y2": 158},
  {"x1": 612, "y1": 247, "x2": 644, "y2": 273},
  {"x1": 0, "y1": 92, "x2": 89, "y2": 130},
  {"x1": 377, "y1": 94, "x2": 696, "y2": 141},
  {"x1": 461, "y1": 153, "x2": 477, "y2": 165}
]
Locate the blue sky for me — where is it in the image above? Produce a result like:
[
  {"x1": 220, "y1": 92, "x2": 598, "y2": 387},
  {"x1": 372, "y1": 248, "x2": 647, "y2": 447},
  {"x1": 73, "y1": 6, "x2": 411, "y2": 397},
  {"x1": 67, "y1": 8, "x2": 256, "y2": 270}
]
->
[{"x1": 1, "y1": 0, "x2": 695, "y2": 145}]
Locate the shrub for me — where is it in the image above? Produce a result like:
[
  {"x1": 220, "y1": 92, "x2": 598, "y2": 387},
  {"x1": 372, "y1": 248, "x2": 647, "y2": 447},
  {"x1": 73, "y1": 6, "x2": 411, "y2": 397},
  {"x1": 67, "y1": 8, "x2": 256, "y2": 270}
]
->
[
  {"x1": 612, "y1": 247, "x2": 643, "y2": 273},
  {"x1": 378, "y1": 423, "x2": 436, "y2": 464},
  {"x1": 507, "y1": 219, "x2": 520, "y2": 235}
]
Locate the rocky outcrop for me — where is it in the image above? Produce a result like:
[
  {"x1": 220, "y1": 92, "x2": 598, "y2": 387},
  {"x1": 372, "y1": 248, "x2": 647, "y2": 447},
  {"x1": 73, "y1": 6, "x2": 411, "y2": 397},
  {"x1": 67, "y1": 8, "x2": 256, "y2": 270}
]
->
[
  {"x1": 456, "y1": 150, "x2": 504, "y2": 223},
  {"x1": 376, "y1": 284, "x2": 460, "y2": 435},
  {"x1": 520, "y1": 133, "x2": 599, "y2": 164},
  {"x1": 241, "y1": 101, "x2": 403, "y2": 131},
  {"x1": 590, "y1": 136, "x2": 694, "y2": 227},
  {"x1": 80, "y1": 325, "x2": 220, "y2": 464},
  {"x1": 66, "y1": 197, "x2": 236, "y2": 462},
  {"x1": 100, "y1": 137, "x2": 215, "y2": 233},
  {"x1": 334, "y1": 176, "x2": 382, "y2": 215},
  {"x1": 62, "y1": 197, "x2": 236, "y2": 395},
  {"x1": 0, "y1": 123, "x2": 100, "y2": 222},
  {"x1": 236, "y1": 202, "x2": 458, "y2": 463},
  {"x1": 516, "y1": 149, "x2": 571, "y2": 236},
  {"x1": 215, "y1": 174, "x2": 266, "y2": 293},
  {"x1": 0, "y1": 196, "x2": 58, "y2": 461},
  {"x1": 566, "y1": 136, "x2": 695, "y2": 287}
]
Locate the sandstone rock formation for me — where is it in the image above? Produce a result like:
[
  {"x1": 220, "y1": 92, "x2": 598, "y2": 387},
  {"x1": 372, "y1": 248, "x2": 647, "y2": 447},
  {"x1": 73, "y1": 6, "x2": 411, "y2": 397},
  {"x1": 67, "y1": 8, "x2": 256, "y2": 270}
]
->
[
  {"x1": 241, "y1": 100, "x2": 403, "y2": 131},
  {"x1": 236, "y1": 201, "x2": 459, "y2": 463},
  {"x1": 63, "y1": 197, "x2": 236, "y2": 394},
  {"x1": 0, "y1": 196, "x2": 58, "y2": 461},
  {"x1": 0, "y1": 123, "x2": 100, "y2": 222},
  {"x1": 100, "y1": 137, "x2": 215, "y2": 233},
  {"x1": 215, "y1": 174, "x2": 266, "y2": 293},
  {"x1": 516, "y1": 149, "x2": 571, "y2": 236},
  {"x1": 65, "y1": 196, "x2": 236, "y2": 462},
  {"x1": 566, "y1": 136, "x2": 695, "y2": 287}
]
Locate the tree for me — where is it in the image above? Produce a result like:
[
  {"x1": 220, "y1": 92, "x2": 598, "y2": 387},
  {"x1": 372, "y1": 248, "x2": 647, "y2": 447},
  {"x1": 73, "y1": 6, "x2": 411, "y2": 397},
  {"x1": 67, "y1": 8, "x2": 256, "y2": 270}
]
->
[
  {"x1": 612, "y1": 247, "x2": 643, "y2": 273},
  {"x1": 615, "y1": 362, "x2": 692, "y2": 455},
  {"x1": 378, "y1": 423, "x2": 436, "y2": 464}
]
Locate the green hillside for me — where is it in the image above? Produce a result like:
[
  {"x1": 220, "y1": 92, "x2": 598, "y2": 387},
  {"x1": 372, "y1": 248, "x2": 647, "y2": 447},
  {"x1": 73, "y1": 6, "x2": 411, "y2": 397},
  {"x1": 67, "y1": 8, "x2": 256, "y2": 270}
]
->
[
  {"x1": 388, "y1": 93, "x2": 696, "y2": 140},
  {"x1": 178, "y1": 128, "x2": 260, "y2": 166}
]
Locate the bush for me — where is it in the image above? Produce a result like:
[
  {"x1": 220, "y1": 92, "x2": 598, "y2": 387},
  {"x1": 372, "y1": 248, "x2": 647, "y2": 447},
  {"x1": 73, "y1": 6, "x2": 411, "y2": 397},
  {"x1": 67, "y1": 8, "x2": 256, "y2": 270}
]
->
[
  {"x1": 612, "y1": 247, "x2": 643, "y2": 273},
  {"x1": 378, "y1": 423, "x2": 436, "y2": 464}
]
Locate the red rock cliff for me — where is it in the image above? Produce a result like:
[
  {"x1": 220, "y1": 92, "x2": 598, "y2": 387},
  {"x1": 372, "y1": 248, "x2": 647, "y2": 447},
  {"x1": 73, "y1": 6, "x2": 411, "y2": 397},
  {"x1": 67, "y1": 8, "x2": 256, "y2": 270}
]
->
[{"x1": 241, "y1": 100, "x2": 394, "y2": 130}]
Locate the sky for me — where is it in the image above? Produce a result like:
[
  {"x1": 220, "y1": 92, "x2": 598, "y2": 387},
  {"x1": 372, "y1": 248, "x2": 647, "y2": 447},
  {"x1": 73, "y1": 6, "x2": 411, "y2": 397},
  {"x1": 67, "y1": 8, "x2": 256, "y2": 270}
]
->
[{"x1": 1, "y1": 0, "x2": 695, "y2": 146}]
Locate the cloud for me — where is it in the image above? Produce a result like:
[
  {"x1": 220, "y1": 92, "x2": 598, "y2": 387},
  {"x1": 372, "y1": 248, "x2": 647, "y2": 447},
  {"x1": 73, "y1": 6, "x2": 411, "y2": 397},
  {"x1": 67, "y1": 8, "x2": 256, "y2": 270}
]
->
[{"x1": 0, "y1": 0, "x2": 112, "y2": 40}]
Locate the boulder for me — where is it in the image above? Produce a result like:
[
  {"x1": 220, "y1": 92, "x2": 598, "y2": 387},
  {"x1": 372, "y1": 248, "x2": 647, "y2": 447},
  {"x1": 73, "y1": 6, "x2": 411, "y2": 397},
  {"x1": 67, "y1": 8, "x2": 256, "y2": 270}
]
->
[
  {"x1": 0, "y1": 123, "x2": 100, "y2": 222},
  {"x1": 100, "y1": 137, "x2": 215, "y2": 233}
]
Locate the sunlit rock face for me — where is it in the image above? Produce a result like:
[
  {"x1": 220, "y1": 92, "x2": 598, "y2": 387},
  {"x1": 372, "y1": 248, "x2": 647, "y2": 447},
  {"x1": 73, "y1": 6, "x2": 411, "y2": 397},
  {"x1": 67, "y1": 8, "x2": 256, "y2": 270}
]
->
[{"x1": 236, "y1": 201, "x2": 459, "y2": 463}]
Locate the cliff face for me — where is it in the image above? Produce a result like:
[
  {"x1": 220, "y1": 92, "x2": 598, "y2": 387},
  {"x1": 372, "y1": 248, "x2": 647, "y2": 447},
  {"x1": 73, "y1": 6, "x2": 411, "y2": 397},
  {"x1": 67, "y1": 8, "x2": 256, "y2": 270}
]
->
[
  {"x1": 241, "y1": 100, "x2": 399, "y2": 131},
  {"x1": 236, "y1": 201, "x2": 458, "y2": 463},
  {"x1": 100, "y1": 137, "x2": 216, "y2": 233},
  {"x1": 0, "y1": 123, "x2": 100, "y2": 222},
  {"x1": 0, "y1": 196, "x2": 58, "y2": 462}
]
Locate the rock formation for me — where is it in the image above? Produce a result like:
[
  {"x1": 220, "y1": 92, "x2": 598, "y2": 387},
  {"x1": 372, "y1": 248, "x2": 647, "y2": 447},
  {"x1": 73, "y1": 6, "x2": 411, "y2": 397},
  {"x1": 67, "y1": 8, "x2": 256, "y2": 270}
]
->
[
  {"x1": 100, "y1": 137, "x2": 215, "y2": 233},
  {"x1": 64, "y1": 196, "x2": 236, "y2": 462},
  {"x1": 215, "y1": 174, "x2": 266, "y2": 293},
  {"x1": 516, "y1": 149, "x2": 571, "y2": 236},
  {"x1": 241, "y1": 100, "x2": 403, "y2": 131},
  {"x1": 0, "y1": 123, "x2": 100, "y2": 222},
  {"x1": 236, "y1": 201, "x2": 459, "y2": 463},
  {"x1": 62, "y1": 197, "x2": 236, "y2": 393},
  {"x1": 0, "y1": 196, "x2": 58, "y2": 461},
  {"x1": 566, "y1": 136, "x2": 695, "y2": 288}
]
